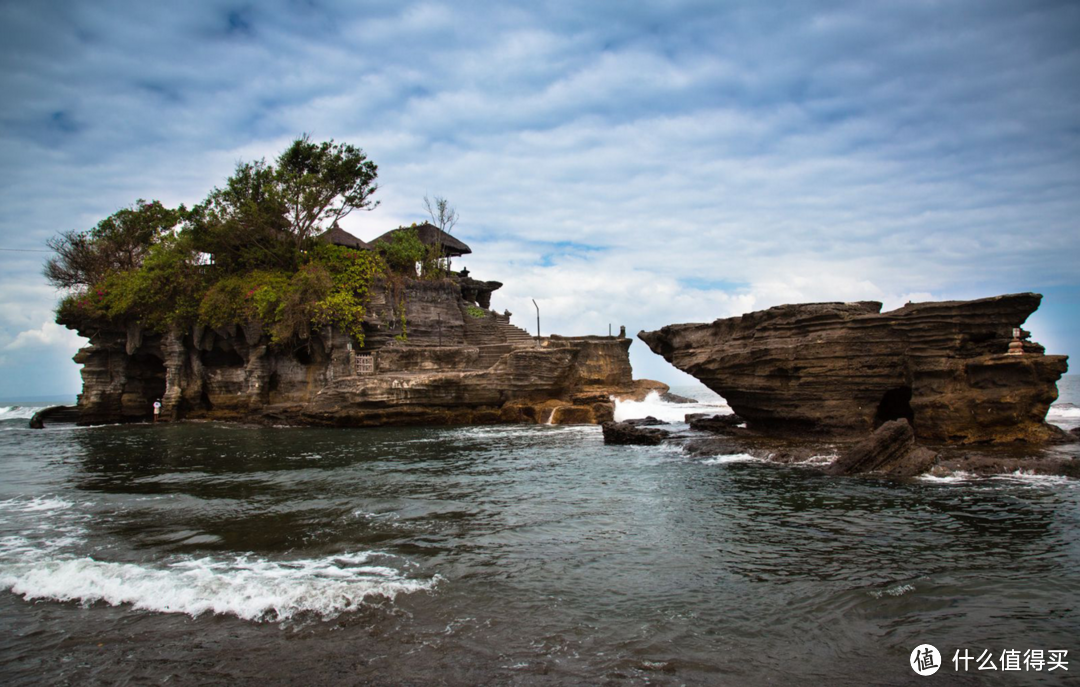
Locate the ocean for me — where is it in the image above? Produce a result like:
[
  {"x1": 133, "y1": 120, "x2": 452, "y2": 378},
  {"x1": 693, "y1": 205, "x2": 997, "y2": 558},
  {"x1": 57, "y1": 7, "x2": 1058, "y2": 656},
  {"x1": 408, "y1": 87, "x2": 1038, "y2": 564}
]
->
[{"x1": 1, "y1": 379, "x2": 1078, "y2": 684}]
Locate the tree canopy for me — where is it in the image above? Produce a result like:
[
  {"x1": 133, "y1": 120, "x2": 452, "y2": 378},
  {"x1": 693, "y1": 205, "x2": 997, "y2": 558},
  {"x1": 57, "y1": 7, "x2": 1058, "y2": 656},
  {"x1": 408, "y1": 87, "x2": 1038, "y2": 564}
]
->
[{"x1": 47, "y1": 136, "x2": 402, "y2": 347}]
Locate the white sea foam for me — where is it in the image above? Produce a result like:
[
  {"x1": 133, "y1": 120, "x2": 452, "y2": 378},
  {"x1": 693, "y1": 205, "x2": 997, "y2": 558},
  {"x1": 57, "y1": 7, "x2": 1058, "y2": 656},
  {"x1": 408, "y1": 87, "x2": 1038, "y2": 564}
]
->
[
  {"x1": 918, "y1": 470, "x2": 1076, "y2": 486},
  {"x1": 443, "y1": 424, "x2": 596, "y2": 441},
  {"x1": 0, "y1": 495, "x2": 75, "y2": 513},
  {"x1": 870, "y1": 583, "x2": 916, "y2": 599},
  {"x1": 700, "y1": 453, "x2": 763, "y2": 465},
  {"x1": 918, "y1": 471, "x2": 978, "y2": 483},
  {"x1": 1048, "y1": 405, "x2": 1080, "y2": 419},
  {"x1": 789, "y1": 454, "x2": 838, "y2": 467},
  {"x1": 614, "y1": 391, "x2": 731, "y2": 424},
  {"x1": 992, "y1": 470, "x2": 1077, "y2": 486},
  {"x1": 0, "y1": 551, "x2": 438, "y2": 622},
  {"x1": 0, "y1": 405, "x2": 39, "y2": 420}
]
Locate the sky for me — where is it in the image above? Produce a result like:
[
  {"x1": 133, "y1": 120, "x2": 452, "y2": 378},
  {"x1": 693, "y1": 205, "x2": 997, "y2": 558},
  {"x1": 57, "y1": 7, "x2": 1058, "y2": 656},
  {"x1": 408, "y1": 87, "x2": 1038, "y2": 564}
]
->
[{"x1": 1, "y1": 0, "x2": 1078, "y2": 398}]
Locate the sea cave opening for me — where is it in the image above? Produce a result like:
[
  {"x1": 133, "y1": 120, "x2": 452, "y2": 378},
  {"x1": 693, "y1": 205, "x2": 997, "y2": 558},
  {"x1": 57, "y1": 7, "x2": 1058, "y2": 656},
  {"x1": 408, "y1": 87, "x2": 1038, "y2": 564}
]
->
[
  {"x1": 127, "y1": 353, "x2": 167, "y2": 418},
  {"x1": 202, "y1": 346, "x2": 246, "y2": 368},
  {"x1": 874, "y1": 386, "x2": 914, "y2": 428}
]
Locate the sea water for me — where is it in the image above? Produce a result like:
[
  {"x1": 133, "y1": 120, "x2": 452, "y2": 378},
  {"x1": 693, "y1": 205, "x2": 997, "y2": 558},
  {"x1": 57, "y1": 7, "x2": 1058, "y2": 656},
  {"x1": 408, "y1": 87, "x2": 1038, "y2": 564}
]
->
[{"x1": 0, "y1": 380, "x2": 1078, "y2": 684}]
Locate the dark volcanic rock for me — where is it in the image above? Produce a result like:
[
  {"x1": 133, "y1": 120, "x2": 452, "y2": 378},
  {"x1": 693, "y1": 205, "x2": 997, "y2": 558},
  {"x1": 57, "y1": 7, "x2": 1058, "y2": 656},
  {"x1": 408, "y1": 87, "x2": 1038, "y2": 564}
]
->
[
  {"x1": 623, "y1": 416, "x2": 669, "y2": 427},
  {"x1": 827, "y1": 420, "x2": 938, "y2": 478},
  {"x1": 602, "y1": 421, "x2": 670, "y2": 446},
  {"x1": 639, "y1": 293, "x2": 1068, "y2": 444},
  {"x1": 684, "y1": 436, "x2": 754, "y2": 457},
  {"x1": 934, "y1": 453, "x2": 1080, "y2": 479},
  {"x1": 1070, "y1": 427, "x2": 1080, "y2": 442},
  {"x1": 687, "y1": 413, "x2": 744, "y2": 434},
  {"x1": 28, "y1": 405, "x2": 79, "y2": 429},
  {"x1": 660, "y1": 392, "x2": 697, "y2": 404}
]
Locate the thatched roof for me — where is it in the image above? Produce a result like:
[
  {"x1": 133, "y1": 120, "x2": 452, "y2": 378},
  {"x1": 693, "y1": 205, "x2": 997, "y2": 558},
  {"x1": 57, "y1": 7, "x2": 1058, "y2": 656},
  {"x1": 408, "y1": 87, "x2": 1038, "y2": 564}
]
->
[
  {"x1": 318, "y1": 226, "x2": 373, "y2": 251},
  {"x1": 371, "y1": 222, "x2": 472, "y2": 257}
]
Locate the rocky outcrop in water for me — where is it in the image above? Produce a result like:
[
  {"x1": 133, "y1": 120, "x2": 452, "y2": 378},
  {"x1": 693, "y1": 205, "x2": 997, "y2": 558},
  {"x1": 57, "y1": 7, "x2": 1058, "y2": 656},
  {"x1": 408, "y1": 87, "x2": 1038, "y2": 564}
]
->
[
  {"x1": 826, "y1": 420, "x2": 939, "y2": 478},
  {"x1": 65, "y1": 275, "x2": 636, "y2": 427},
  {"x1": 28, "y1": 405, "x2": 79, "y2": 429},
  {"x1": 639, "y1": 293, "x2": 1068, "y2": 444},
  {"x1": 602, "y1": 421, "x2": 670, "y2": 445}
]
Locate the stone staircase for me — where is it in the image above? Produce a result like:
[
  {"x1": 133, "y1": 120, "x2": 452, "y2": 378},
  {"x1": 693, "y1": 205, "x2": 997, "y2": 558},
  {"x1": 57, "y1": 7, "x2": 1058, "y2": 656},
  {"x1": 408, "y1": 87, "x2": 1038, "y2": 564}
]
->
[
  {"x1": 494, "y1": 314, "x2": 536, "y2": 347},
  {"x1": 475, "y1": 344, "x2": 512, "y2": 369}
]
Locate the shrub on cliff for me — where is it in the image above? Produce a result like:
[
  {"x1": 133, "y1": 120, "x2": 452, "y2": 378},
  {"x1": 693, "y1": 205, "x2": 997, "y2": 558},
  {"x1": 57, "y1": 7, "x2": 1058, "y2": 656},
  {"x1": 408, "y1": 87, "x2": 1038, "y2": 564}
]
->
[
  {"x1": 56, "y1": 233, "x2": 206, "y2": 331},
  {"x1": 377, "y1": 226, "x2": 426, "y2": 275}
]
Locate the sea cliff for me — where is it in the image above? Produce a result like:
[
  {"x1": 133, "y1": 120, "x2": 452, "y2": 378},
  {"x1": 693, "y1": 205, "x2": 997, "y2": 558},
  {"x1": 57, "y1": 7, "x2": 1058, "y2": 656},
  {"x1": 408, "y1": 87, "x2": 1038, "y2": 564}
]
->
[{"x1": 64, "y1": 275, "x2": 636, "y2": 426}]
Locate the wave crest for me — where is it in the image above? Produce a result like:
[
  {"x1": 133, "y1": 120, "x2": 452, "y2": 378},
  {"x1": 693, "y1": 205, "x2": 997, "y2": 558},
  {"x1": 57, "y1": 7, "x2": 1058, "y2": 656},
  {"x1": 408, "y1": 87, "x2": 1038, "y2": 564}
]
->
[{"x1": 0, "y1": 551, "x2": 438, "y2": 622}]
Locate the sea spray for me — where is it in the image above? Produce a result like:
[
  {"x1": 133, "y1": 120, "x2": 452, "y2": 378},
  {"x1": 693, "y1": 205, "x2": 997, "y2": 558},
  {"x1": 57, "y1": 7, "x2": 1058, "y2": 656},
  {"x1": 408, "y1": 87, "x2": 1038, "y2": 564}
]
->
[{"x1": 613, "y1": 390, "x2": 731, "y2": 424}]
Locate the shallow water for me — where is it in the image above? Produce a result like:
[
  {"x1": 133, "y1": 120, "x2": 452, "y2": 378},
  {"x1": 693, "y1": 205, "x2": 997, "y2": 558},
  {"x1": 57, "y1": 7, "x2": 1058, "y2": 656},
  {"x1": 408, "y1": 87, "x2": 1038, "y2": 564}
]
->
[{"x1": 1, "y1": 383, "x2": 1078, "y2": 684}]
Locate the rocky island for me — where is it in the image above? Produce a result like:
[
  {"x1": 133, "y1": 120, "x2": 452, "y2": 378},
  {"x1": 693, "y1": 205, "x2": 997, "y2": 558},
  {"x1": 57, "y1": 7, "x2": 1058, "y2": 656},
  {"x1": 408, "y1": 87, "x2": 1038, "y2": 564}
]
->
[
  {"x1": 45, "y1": 138, "x2": 640, "y2": 427},
  {"x1": 626, "y1": 294, "x2": 1077, "y2": 479},
  {"x1": 639, "y1": 294, "x2": 1068, "y2": 444}
]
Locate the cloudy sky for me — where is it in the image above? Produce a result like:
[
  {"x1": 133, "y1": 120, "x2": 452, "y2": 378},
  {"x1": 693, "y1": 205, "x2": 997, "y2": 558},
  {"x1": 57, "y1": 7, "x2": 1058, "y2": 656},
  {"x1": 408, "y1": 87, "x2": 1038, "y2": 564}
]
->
[{"x1": 1, "y1": 0, "x2": 1078, "y2": 397}]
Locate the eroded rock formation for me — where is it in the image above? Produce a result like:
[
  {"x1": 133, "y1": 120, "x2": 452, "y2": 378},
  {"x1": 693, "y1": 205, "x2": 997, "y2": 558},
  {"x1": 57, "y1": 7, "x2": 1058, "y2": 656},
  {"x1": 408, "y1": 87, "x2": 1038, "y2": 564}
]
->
[
  {"x1": 826, "y1": 420, "x2": 939, "y2": 478},
  {"x1": 640, "y1": 293, "x2": 1068, "y2": 444},
  {"x1": 601, "y1": 421, "x2": 670, "y2": 445},
  {"x1": 65, "y1": 275, "x2": 636, "y2": 426}
]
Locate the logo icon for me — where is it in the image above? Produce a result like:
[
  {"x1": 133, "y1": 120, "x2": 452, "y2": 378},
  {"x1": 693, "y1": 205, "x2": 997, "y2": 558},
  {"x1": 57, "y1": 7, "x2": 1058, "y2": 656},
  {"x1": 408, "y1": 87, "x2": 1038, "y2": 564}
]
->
[{"x1": 911, "y1": 644, "x2": 941, "y2": 676}]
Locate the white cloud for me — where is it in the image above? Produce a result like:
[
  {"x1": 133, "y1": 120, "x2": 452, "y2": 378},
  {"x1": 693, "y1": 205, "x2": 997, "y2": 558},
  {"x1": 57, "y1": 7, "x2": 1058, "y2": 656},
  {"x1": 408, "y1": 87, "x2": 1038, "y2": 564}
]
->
[
  {"x1": 0, "y1": 0, "x2": 1078, "y2": 392},
  {"x1": 5, "y1": 322, "x2": 86, "y2": 352}
]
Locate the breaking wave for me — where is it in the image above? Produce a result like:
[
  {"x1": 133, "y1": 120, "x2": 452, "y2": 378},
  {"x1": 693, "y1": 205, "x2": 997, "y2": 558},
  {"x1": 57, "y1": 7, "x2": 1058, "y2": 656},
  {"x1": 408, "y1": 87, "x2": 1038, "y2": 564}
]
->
[
  {"x1": 614, "y1": 390, "x2": 731, "y2": 424},
  {"x1": 1047, "y1": 403, "x2": 1079, "y2": 424},
  {"x1": 0, "y1": 494, "x2": 437, "y2": 623},
  {"x1": 0, "y1": 551, "x2": 438, "y2": 622},
  {"x1": 700, "y1": 453, "x2": 763, "y2": 465},
  {"x1": 0, "y1": 405, "x2": 39, "y2": 420}
]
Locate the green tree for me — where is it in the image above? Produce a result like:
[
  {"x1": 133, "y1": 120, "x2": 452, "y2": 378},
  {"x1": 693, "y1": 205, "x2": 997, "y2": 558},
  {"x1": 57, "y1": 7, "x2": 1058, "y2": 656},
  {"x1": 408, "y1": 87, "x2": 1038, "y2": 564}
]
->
[
  {"x1": 187, "y1": 136, "x2": 380, "y2": 273},
  {"x1": 44, "y1": 200, "x2": 184, "y2": 289},
  {"x1": 187, "y1": 159, "x2": 294, "y2": 273},
  {"x1": 276, "y1": 135, "x2": 379, "y2": 252}
]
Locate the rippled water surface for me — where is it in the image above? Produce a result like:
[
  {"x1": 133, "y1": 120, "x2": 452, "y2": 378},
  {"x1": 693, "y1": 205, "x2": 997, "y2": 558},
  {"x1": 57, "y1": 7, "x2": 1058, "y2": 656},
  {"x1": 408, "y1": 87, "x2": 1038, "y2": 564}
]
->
[{"x1": 1, "y1": 383, "x2": 1078, "y2": 685}]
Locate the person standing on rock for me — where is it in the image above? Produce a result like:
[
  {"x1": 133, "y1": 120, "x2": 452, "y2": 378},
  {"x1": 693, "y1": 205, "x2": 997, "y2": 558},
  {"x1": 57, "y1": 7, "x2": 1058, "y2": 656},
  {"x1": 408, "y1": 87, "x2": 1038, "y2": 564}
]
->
[{"x1": 153, "y1": 399, "x2": 162, "y2": 423}]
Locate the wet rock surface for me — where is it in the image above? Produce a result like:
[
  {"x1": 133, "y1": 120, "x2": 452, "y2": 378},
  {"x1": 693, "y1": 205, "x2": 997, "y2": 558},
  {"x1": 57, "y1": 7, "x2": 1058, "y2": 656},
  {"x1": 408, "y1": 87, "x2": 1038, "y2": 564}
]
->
[
  {"x1": 602, "y1": 421, "x2": 670, "y2": 446},
  {"x1": 685, "y1": 413, "x2": 744, "y2": 434},
  {"x1": 826, "y1": 420, "x2": 939, "y2": 478},
  {"x1": 623, "y1": 416, "x2": 669, "y2": 427},
  {"x1": 28, "y1": 405, "x2": 80, "y2": 429},
  {"x1": 640, "y1": 293, "x2": 1069, "y2": 444},
  {"x1": 672, "y1": 411, "x2": 1078, "y2": 479}
]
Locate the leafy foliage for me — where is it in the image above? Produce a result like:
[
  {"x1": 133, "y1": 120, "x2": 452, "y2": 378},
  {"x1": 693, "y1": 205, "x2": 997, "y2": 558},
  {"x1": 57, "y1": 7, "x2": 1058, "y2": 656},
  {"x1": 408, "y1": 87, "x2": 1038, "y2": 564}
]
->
[
  {"x1": 277, "y1": 135, "x2": 379, "y2": 251},
  {"x1": 45, "y1": 200, "x2": 184, "y2": 289},
  {"x1": 376, "y1": 226, "x2": 426, "y2": 275},
  {"x1": 187, "y1": 160, "x2": 295, "y2": 273},
  {"x1": 307, "y1": 244, "x2": 385, "y2": 345},
  {"x1": 50, "y1": 137, "x2": 404, "y2": 349}
]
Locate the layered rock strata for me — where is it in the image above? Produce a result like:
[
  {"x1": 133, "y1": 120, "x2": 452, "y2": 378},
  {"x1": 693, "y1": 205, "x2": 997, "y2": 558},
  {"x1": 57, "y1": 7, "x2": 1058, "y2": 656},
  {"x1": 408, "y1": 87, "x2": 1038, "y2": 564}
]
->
[
  {"x1": 825, "y1": 420, "x2": 939, "y2": 478},
  {"x1": 65, "y1": 275, "x2": 636, "y2": 427},
  {"x1": 640, "y1": 293, "x2": 1068, "y2": 444}
]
